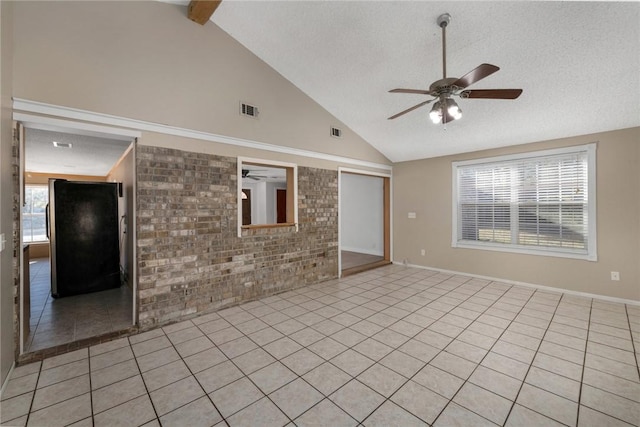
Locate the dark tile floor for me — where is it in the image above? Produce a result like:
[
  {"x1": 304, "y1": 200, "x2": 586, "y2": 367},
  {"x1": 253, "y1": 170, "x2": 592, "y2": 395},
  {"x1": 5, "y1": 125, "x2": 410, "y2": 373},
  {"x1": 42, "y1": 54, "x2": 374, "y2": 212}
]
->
[{"x1": 26, "y1": 258, "x2": 133, "y2": 353}]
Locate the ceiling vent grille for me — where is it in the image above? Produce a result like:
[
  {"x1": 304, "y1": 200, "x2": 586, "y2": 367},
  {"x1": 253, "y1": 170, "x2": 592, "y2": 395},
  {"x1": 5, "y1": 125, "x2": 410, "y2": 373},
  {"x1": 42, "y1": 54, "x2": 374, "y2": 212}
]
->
[
  {"x1": 330, "y1": 127, "x2": 342, "y2": 138},
  {"x1": 240, "y1": 102, "x2": 259, "y2": 118}
]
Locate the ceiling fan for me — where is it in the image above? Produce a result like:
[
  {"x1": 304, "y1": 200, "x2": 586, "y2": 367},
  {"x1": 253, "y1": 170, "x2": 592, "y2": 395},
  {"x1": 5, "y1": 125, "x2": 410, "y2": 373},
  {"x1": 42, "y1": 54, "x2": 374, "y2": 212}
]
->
[
  {"x1": 242, "y1": 169, "x2": 268, "y2": 180},
  {"x1": 388, "y1": 13, "x2": 522, "y2": 124}
]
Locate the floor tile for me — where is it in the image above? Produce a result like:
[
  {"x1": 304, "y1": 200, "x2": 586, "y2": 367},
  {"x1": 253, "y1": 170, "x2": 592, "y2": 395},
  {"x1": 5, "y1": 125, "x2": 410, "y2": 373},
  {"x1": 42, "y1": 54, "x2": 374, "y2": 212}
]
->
[
  {"x1": 506, "y1": 404, "x2": 564, "y2": 427},
  {"x1": 308, "y1": 337, "x2": 348, "y2": 360},
  {"x1": 183, "y1": 347, "x2": 228, "y2": 373},
  {"x1": 150, "y1": 376, "x2": 205, "y2": 416},
  {"x1": 584, "y1": 352, "x2": 640, "y2": 382},
  {"x1": 131, "y1": 335, "x2": 171, "y2": 357},
  {"x1": 141, "y1": 359, "x2": 191, "y2": 391},
  {"x1": 364, "y1": 400, "x2": 427, "y2": 427},
  {"x1": 453, "y1": 382, "x2": 512, "y2": 425},
  {"x1": 295, "y1": 398, "x2": 357, "y2": 427},
  {"x1": 174, "y1": 336, "x2": 214, "y2": 358},
  {"x1": 413, "y1": 364, "x2": 464, "y2": 399},
  {"x1": 434, "y1": 402, "x2": 498, "y2": 427},
  {"x1": 330, "y1": 349, "x2": 375, "y2": 377},
  {"x1": 93, "y1": 394, "x2": 156, "y2": 427},
  {"x1": 90, "y1": 346, "x2": 134, "y2": 371},
  {"x1": 26, "y1": 393, "x2": 91, "y2": 427},
  {"x1": 390, "y1": 380, "x2": 448, "y2": 424},
  {"x1": 233, "y1": 347, "x2": 277, "y2": 375},
  {"x1": 445, "y1": 339, "x2": 488, "y2": 364},
  {"x1": 2, "y1": 373, "x2": 39, "y2": 400},
  {"x1": 0, "y1": 392, "x2": 33, "y2": 424},
  {"x1": 218, "y1": 336, "x2": 258, "y2": 359},
  {"x1": 226, "y1": 396, "x2": 289, "y2": 427},
  {"x1": 330, "y1": 379, "x2": 385, "y2": 422},
  {"x1": 41, "y1": 349, "x2": 88, "y2": 371},
  {"x1": 263, "y1": 337, "x2": 303, "y2": 360},
  {"x1": 92, "y1": 375, "x2": 146, "y2": 414},
  {"x1": 195, "y1": 360, "x2": 244, "y2": 393},
  {"x1": 248, "y1": 361, "x2": 297, "y2": 394},
  {"x1": 303, "y1": 362, "x2": 352, "y2": 396},
  {"x1": 270, "y1": 378, "x2": 323, "y2": 419},
  {"x1": 525, "y1": 366, "x2": 580, "y2": 402},
  {"x1": 331, "y1": 328, "x2": 367, "y2": 347},
  {"x1": 136, "y1": 346, "x2": 181, "y2": 373},
  {"x1": 37, "y1": 359, "x2": 89, "y2": 389},
  {"x1": 483, "y1": 351, "x2": 530, "y2": 380},
  {"x1": 289, "y1": 327, "x2": 325, "y2": 346},
  {"x1": 353, "y1": 338, "x2": 394, "y2": 361},
  {"x1": 159, "y1": 395, "x2": 222, "y2": 427},
  {"x1": 516, "y1": 383, "x2": 578, "y2": 426},
  {"x1": 469, "y1": 365, "x2": 522, "y2": 401},
  {"x1": 398, "y1": 339, "x2": 439, "y2": 363},
  {"x1": 357, "y1": 363, "x2": 407, "y2": 397},
  {"x1": 580, "y1": 384, "x2": 640, "y2": 426},
  {"x1": 166, "y1": 326, "x2": 204, "y2": 345},
  {"x1": 430, "y1": 351, "x2": 477, "y2": 380},
  {"x1": 210, "y1": 377, "x2": 264, "y2": 418},
  {"x1": 281, "y1": 348, "x2": 326, "y2": 376},
  {"x1": 32, "y1": 374, "x2": 90, "y2": 412},
  {"x1": 577, "y1": 405, "x2": 635, "y2": 427}
]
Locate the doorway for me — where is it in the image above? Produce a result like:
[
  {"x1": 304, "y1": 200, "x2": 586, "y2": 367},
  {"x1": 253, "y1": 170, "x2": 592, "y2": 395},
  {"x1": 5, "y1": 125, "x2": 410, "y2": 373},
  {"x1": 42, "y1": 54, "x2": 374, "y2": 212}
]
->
[
  {"x1": 16, "y1": 119, "x2": 139, "y2": 356},
  {"x1": 339, "y1": 169, "x2": 391, "y2": 276}
]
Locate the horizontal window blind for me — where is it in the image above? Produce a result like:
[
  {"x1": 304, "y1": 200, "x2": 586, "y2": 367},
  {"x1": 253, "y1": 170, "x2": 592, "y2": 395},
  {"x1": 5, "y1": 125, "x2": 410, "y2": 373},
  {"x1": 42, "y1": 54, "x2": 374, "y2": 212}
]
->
[{"x1": 453, "y1": 144, "x2": 596, "y2": 260}]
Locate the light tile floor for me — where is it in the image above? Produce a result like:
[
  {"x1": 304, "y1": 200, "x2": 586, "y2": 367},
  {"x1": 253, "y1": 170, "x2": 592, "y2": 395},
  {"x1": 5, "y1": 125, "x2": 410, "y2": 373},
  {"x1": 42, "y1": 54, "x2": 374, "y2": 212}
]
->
[
  {"x1": 2, "y1": 265, "x2": 639, "y2": 426},
  {"x1": 26, "y1": 258, "x2": 133, "y2": 352}
]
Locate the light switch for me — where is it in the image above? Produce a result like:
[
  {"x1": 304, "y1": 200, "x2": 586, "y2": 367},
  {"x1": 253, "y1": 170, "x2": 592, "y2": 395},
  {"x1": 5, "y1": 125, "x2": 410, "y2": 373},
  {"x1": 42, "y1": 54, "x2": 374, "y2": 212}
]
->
[
  {"x1": 0, "y1": 233, "x2": 5, "y2": 252},
  {"x1": 408, "y1": 212, "x2": 416, "y2": 219}
]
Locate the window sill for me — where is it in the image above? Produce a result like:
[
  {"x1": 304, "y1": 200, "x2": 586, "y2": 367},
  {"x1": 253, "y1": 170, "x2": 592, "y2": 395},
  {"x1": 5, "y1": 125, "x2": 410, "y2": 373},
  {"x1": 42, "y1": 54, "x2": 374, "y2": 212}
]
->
[
  {"x1": 241, "y1": 223, "x2": 296, "y2": 230},
  {"x1": 452, "y1": 241, "x2": 597, "y2": 262}
]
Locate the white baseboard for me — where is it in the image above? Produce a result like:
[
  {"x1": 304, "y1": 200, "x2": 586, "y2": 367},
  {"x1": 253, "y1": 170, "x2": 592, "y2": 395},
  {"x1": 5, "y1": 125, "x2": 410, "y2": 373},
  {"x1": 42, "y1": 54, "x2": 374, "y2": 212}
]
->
[
  {"x1": 341, "y1": 246, "x2": 384, "y2": 257},
  {"x1": 392, "y1": 261, "x2": 640, "y2": 306}
]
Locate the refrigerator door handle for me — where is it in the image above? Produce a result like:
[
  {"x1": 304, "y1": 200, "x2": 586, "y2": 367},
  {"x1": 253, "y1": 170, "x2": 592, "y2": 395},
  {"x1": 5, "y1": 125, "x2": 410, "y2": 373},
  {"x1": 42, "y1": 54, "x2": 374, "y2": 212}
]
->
[{"x1": 45, "y1": 203, "x2": 50, "y2": 239}]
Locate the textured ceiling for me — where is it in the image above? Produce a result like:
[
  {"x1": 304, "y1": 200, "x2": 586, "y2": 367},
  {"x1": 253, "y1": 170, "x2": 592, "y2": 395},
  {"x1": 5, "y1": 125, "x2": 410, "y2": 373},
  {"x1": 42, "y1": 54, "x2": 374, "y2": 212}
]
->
[
  {"x1": 25, "y1": 129, "x2": 132, "y2": 176},
  {"x1": 203, "y1": 1, "x2": 639, "y2": 162}
]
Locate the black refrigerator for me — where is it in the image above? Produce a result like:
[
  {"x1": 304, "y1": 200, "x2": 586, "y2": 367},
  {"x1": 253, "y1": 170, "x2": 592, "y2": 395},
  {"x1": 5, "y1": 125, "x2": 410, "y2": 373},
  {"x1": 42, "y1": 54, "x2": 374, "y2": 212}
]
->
[{"x1": 47, "y1": 179, "x2": 121, "y2": 298}]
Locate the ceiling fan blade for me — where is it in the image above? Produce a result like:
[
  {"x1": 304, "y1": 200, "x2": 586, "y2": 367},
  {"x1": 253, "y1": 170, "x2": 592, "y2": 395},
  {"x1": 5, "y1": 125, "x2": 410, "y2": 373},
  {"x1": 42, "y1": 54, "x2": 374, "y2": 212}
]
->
[
  {"x1": 389, "y1": 88, "x2": 432, "y2": 95},
  {"x1": 461, "y1": 89, "x2": 523, "y2": 99},
  {"x1": 451, "y1": 63, "x2": 500, "y2": 89},
  {"x1": 388, "y1": 100, "x2": 434, "y2": 120}
]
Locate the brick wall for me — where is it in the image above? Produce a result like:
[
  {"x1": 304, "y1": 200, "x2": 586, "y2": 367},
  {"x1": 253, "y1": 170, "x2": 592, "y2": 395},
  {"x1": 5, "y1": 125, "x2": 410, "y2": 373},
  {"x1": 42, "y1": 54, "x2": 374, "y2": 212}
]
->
[{"x1": 136, "y1": 145, "x2": 339, "y2": 328}]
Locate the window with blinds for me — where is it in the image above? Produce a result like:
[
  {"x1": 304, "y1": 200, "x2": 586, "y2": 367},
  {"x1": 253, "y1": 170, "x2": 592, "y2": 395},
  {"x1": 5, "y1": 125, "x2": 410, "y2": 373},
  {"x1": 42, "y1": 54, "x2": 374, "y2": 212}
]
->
[{"x1": 452, "y1": 144, "x2": 597, "y2": 260}]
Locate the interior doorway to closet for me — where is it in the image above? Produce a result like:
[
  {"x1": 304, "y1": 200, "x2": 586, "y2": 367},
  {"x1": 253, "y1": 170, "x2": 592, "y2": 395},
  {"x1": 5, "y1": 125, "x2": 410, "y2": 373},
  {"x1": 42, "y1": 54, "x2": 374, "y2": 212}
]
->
[{"x1": 339, "y1": 170, "x2": 391, "y2": 276}]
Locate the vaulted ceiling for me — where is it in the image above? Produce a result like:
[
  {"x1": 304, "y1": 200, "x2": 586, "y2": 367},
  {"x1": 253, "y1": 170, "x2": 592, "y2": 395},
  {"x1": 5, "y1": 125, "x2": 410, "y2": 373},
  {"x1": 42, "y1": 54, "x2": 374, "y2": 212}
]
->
[{"x1": 192, "y1": 1, "x2": 638, "y2": 163}]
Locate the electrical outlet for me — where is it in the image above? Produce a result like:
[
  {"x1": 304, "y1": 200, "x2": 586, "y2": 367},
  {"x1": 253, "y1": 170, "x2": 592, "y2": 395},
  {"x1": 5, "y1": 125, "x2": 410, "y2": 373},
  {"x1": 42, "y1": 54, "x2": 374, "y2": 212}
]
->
[
  {"x1": 611, "y1": 271, "x2": 620, "y2": 281},
  {"x1": 421, "y1": 249, "x2": 426, "y2": 256},
  {"x1": 408, "y1": 212, "x2": 416, "y2": 219}
]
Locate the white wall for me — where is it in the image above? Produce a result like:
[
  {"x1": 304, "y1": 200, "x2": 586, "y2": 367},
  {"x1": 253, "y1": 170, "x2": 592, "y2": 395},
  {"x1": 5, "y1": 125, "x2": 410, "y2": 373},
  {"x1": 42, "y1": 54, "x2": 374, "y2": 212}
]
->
[
  {"x1": 340, "y1": 173, "x2": 384, "y2": 256},
  {"x1": 0, "y1": 0, "x2": 14, "y2": 385}
]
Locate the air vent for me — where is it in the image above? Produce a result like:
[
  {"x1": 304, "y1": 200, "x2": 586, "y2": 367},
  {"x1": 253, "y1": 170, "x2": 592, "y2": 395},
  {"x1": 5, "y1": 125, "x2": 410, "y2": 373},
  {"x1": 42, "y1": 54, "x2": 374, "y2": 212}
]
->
[
  {"x1": 240, "y1": 102, "x2": 259, "y2": 118},
  {"x1": 52, "y1": 141, "x2": 72, "y2": 148},
  {"x1": 330, "y1": 127, "x2": 342, "y2": 138}
]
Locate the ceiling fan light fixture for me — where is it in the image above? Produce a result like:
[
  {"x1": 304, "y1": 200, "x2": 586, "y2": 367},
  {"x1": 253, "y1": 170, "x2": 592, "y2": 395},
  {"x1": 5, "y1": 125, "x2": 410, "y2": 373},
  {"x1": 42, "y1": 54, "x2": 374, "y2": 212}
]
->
[
  {"x1": 429, "y1": 102, "x2": 442, "y2": 124},
  {"x1": 447, "y1": 99, "x2": 462, "y2": 120}
]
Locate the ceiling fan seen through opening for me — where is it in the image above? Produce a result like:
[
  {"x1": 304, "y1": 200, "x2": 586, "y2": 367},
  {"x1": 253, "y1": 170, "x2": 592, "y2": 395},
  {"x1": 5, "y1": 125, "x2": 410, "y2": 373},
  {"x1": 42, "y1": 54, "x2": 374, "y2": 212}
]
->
[{"x1": 388, "y1": 13, "x2": 523, "y2": 124}]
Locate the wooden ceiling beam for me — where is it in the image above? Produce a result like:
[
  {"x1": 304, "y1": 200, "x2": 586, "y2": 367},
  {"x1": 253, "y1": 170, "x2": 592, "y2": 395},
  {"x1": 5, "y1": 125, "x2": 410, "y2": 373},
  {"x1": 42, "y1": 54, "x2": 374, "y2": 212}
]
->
[{"x1": 188, "y1": 0, "x2": 222, "y2": 25}]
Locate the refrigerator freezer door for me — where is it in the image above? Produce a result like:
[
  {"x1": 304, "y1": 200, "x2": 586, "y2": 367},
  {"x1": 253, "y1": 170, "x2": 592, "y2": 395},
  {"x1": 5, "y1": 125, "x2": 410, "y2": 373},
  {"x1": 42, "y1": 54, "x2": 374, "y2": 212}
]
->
[{"x1": 49, "y1": 180, "x2": 121, "y2": 298}]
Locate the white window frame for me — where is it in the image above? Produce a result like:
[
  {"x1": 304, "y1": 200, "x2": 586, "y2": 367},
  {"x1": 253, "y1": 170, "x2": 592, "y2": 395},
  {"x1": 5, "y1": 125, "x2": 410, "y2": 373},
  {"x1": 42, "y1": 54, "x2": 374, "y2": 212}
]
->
[
  {"x1": 23, "y1": 184, "x2": 49, "y2": 243},
  {"x1": 452, "y1": 143, "x2": 597, "y2": 261},
  {"x1": 237, "y1": 157, "x2": 298, "y2": 237}
]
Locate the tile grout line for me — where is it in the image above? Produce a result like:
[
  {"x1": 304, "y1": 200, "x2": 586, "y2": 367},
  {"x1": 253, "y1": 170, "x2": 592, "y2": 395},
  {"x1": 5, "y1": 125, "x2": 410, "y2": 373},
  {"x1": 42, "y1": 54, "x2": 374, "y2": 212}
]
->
[
  {"x1": 126, "y1": 334, "x2": 163, "y2": 426},
  {"x1": 575, "y1": 296, "x2": 594, "y2": 427},
  {"x1": 624, "y1": 304, "x2": 640, "y2": 381}
]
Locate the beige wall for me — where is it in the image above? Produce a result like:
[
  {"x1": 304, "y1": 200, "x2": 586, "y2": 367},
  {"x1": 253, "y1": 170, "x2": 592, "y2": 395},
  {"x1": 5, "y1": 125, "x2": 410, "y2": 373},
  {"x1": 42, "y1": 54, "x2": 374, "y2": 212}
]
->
[
  {"x1": 12, "y1": 1, "x2": 390, "y2": 167},
  {"x1": 393, "y1": 127, "x2": 640, "y2": 301},
  {"x1": 1, "y1": 0, "x2": 14, "y2": 384}
]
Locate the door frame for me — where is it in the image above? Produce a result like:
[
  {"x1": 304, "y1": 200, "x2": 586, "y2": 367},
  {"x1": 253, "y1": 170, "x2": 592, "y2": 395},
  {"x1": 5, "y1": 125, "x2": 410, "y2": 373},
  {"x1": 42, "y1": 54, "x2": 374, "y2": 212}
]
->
[
  {"x1": 338, "y1": 167, "x2": 392, "y2": 277},
  {"x1": 13, "y1": 112, "x2": 140, "y2": 355}
]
